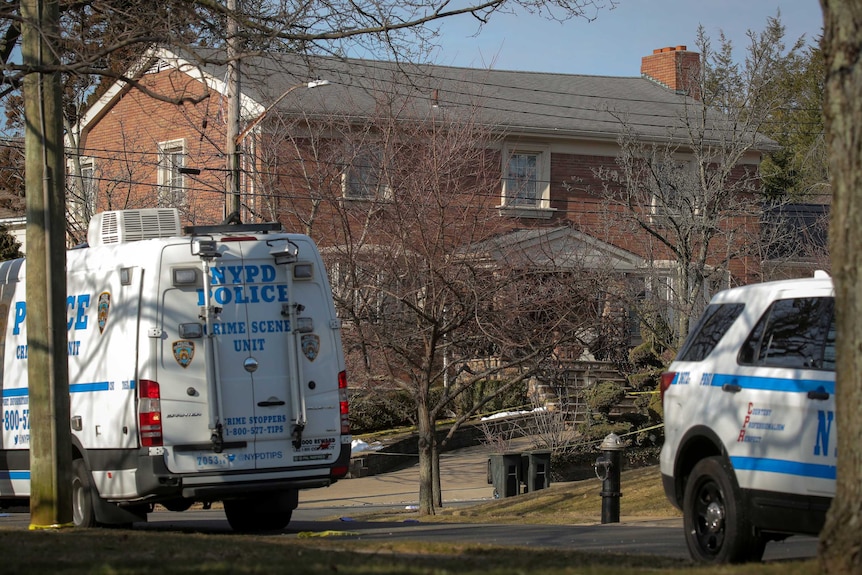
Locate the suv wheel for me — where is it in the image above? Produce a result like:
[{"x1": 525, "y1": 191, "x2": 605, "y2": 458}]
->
[{"x1": 683, "y1": 456, "x2": 766, "y2": 563}]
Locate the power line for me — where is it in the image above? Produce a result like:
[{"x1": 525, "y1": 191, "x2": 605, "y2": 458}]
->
[{"x1": 293, "y1": 56, "x2": 826, "y2": 125}]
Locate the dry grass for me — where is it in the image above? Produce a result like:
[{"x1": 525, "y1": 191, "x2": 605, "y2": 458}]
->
[
  {"x1": 0, "y1": 527, "x2": 819, "y2": 575},
  {"x1": 347, "y1": 465, "x2": 682, "y2": 524}
]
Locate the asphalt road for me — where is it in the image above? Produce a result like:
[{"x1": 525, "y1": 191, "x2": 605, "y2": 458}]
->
[{"x1": 0, "y1": 505, "x2": 819, "y2": 562}]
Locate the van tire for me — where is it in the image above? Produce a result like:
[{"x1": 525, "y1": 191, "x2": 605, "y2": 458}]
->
[
  {"x1": 71, "y1": 459, "x2": 96, "y2": 528},
  {"x1": 683, "y1": 456, "x2": 766, "y2": 563},
  {"x1": 223, "y1": 499, "x2": 292, "y2": 533}
]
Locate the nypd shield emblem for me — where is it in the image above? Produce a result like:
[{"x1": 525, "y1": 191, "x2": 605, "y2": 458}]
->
[
  {"x1": 173, "y1": 340, "x2": 195, "y2": 368},
  {"x1": 301, "y1": 334, "x2": 320, "y2": 362},
  {"x1": 97, "y1": 292, "x2": 111, "y2": 334}
]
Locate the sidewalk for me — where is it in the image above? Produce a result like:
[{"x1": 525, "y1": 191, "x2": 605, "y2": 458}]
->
[{"x1": 299, "y1": 444, "x2": 495, "y2": 509}]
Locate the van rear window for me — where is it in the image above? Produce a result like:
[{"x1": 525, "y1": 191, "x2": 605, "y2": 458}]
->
[
  {"x1": 738, "y1": 296, "x2": 835, "y2": 369},
  {"x1": 677, "y1": 303, "x2": 744, "y2": 362}
]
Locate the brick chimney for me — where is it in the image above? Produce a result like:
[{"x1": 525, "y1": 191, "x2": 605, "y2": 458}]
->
[{"x1": 641, "y1": 46, "x2": 700, "y2": 98}]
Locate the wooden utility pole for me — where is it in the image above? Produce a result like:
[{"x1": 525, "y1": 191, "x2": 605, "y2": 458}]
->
[
  {"x1": 21, "y1": 0, "x2": 72, "y2": 529},
  {"x1": 226, "y1": 0, "x2": 242, "y2": 218}
]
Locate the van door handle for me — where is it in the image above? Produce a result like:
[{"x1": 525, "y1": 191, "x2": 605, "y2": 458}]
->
[
  {"x1": 721, "y1": 383, "x2": 742, "y2": 393},
  {"x1": 258, "y1": 399, "x2": 286, "y2": 407},
  {"x1": 807, "y1": 389, "x2": 830, "y2": 401}
]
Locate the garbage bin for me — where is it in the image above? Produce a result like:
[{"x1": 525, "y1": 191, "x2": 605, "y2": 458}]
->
[
  {"x1": 521, "y1": 450, "x2": 551, "y2": 493},
  {"x1": 487, "y1": 453, "x2": 522, "y2": 498}
]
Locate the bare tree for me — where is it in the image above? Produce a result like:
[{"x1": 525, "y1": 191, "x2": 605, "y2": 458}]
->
[
  {"x1": 589, "y1": 18, "x2": 808, "y2": 350},
  {"x1": 0, "y1": 0, "x2": 616, "y2": 233},
  {"x1": 818, "y1": 2, "x2": 862, "y2": 573},
  {"x1": 257, "y1": 87, "x2": 619, "y2": 513},
  {"x1": 3, "y1": 0, "x2": 620, "y2": 527},
  {"x1": 1, "y1": 0, "x2": 615, "y2": 117}
]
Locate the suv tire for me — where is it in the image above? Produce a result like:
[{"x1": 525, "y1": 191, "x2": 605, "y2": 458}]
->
[{"x1": 683, "y1": 456, "x2": 766, "y2": 563}]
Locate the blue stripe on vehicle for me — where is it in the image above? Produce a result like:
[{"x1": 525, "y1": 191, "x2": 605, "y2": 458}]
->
[
  {"x1": 708, "y1": 373, "x2": 835, "y2": 395},
  {"x1": 2, "y1": 380, "x2": 136, "y2": 399},
  {"x1": 70, "y1": 382, "x2": 111, "y2": 393},
  {"x1": 730, "y1": 456, "x2": 836, "y2": 480},
  {"x1": 0, "y1": 471, "x2": 30, "y2": 480}
]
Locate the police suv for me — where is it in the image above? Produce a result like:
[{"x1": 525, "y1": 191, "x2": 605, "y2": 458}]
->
[{"x1": 660, "y1": 272, "x2": 835, "y2": 563}]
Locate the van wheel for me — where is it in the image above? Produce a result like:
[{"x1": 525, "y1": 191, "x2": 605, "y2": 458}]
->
[
  {"x1": 223, "y1": 499, "x2": 292, "y2": 533},
  {"x1": 683, "y1": 456, "x2": 766, "y2": 563},
  {"x1": 71, "y1": 459, "x2": 96, "y2": 528}
]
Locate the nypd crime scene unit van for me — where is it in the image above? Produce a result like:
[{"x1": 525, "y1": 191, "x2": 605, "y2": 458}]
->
[
  {"x1": 0, "y1": 208, "x2": 351, "y2": 531},
  {"x1": 660, "y1": 273, "x2": 835, "y2": 563}
]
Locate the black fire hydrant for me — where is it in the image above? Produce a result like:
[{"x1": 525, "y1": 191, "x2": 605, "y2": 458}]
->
[{"x1": 594, "y1": 432, "x2": 623, "y2": 524}]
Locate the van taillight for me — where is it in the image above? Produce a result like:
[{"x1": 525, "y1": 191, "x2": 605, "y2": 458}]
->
[
  {"x1": 338, "y1": 370, "x2": 349, "y2": 435},
  {"x1": 138, "y1": 379, "x2": 163, "y2": 447},
  {"x1": 659, "y1": 372, "x2": 676, "y2": 404},
  {"x1": 330, "y1": 465, "x2": 349, "y2": 480}
]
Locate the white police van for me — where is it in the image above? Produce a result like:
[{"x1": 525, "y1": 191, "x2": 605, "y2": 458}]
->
[
  {"x1": 660, "y1": 272, "x2": 835, "y2": 563},
  {"x1": 0, "y1": 208, "x2": 351, "y2": 531}
]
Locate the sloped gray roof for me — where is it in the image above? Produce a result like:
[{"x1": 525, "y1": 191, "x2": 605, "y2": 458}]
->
[{"x1": 176, "y1": 49, "x2": 772, "y2": 148}]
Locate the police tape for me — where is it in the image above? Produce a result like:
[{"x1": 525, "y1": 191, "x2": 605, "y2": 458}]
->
[
  {"x1": 297, "y1": 530, "x2": 360, "y2": 538},
  {"x1": 578, "y1": 422, "x2": 666, "y2": 449}
]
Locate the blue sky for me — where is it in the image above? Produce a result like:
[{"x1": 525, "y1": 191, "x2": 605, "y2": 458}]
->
[{"x1": 428, "y1": 1, "x2": 824, "y2": 75}]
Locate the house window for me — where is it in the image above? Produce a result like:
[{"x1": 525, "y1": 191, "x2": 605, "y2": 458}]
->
[
  {"x1": 343, "y1": 145, "x2": 391, "y2": 201},
  {"x1": 500, "y1": 144, "x2": 551, "y2": 217},
  {"x1": 75, "y1": 157, "x2": 97, "y2": 220},
  {"x1": 328, "y1": 260, "x2": 386, "y2": 323},
  {"x1": 649, "y1": 162, "x2": 696, "y2": 221},
  {"x1": 66, "y1": 156, "x2": 98, "y2": 238},
  {"x1": 158, "y1": 139, "x2": 186, "y2": 207}
]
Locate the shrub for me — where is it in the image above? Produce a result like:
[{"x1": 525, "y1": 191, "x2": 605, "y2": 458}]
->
[
  {"x1": 584, "y1": 381, "x2": 625, "y2": 415},
  {"x1": 348, "y1": 388, "x2": 415, "y2": 434},
  {"x1": 454, "y1": 378, "x2": 528, "y2": 417}
]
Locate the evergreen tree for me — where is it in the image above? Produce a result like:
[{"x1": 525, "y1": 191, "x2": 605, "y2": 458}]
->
[
  {"x1": 759, "y1": 42, "x2": 828, "y2": 200},
  {"x1": 0, "y1": 224, "x2": 22, "y2": 260}
]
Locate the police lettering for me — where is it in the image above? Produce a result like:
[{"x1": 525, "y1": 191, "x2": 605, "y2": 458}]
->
[
  {"x1": 814, "y1": 410, "x2": 835, "y2": 457},
  {"x1": 211, "y1": 322, "x2": 246, "y2": 335},
  {"x1": 233, "y1": 338, "x2": 266, "y2": 352},
  {"x1": 251, "y1": 320, "x2": 290, "y2": 334},
  {"x1": 197, "y1": 264, "x2": 288, "y2": 306},
  {"x1": 210, "y1": 265, "x2": 277, "y2": 285},
  {"x1": 13, "y1": 294, "x2": 92, "y2": 336},
  {"x1": 197, "y1": 285, "x2": 289, "y2": 306}
]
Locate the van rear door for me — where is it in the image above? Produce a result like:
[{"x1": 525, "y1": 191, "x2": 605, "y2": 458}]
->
[
  {"x1": 158, "y1": 233, "x2": 342, "y2": 475},
  {"x1": 158, "y1": 236, "x2": 295, "y2": 474}
]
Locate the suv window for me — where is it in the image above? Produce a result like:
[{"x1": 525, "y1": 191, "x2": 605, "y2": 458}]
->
[
  {"x1": 678, "y1": 303, "x2": 744, "y2": 362},
  {"x1": 738, "y1": 297, "x2": 835, "y2": 369}
]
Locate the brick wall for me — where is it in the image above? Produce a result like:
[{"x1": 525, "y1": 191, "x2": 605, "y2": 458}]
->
[
  {"x1": 81, "y1": 69, "x2": 227, "y2": 225},
  {"x1": 641, "y1": 46, "x2": 701, "y2": 98},
  {"x1": 81, "y1": 66, "x2": 759, "y2": 283}
]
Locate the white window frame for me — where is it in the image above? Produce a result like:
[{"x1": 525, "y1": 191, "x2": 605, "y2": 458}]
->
[
  {"x1": 342, "y1": 144, "x2": 392, "y2": 201},
  {"x1": 649, "y1": 161, "x2": 698, "y2": 222},
  {"x1": 500, "y1": 143, "x2": 552, "y2": 218},
  {"x1": 75, "y1": 157, "x2": 97, "y2": 221},
  {"x1": 328, "y1": 259, "x2": 386, "y2": 324},
  {"x1": 157, "y1": 139, "x2": 187, "y2": 208}
]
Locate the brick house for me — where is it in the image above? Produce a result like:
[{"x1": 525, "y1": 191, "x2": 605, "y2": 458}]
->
[{"x1": 72, "y1": 45, "x2": 772, "y2": 350}]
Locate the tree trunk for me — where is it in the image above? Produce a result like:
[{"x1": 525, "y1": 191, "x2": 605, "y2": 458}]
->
[
  {"x1": 819, "y1": 2, "x2": 862, "y2": 573},
  {"x1": 416, "y1": 395, "x2": 436, "y2": 515},
  {"x1": 432, "y1": 442, "x2": 442, "y2": 508}
]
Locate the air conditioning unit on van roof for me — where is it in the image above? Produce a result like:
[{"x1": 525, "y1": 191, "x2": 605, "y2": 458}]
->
[{"x1": 88, "y1": 208, "x2": 182, "y2": 246}]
